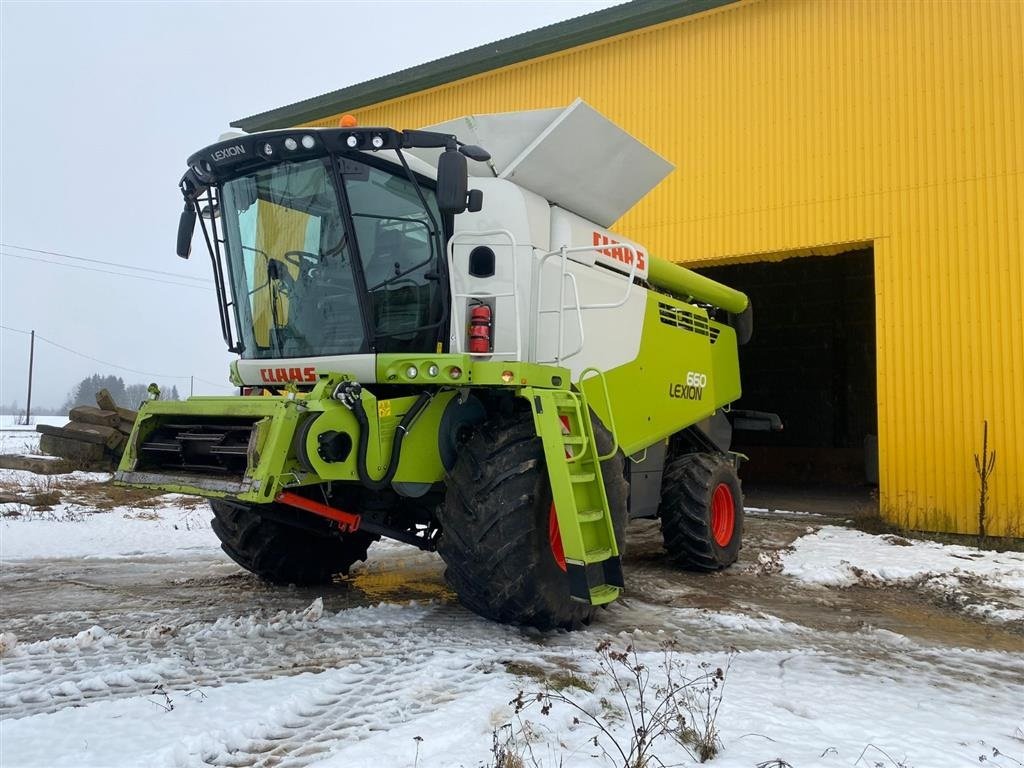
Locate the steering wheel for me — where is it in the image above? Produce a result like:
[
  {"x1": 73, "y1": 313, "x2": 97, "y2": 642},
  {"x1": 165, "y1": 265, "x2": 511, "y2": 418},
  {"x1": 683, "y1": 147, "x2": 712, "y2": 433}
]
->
[{"x1": 283, "y1": 250, "x2": 319, "y2": 268}]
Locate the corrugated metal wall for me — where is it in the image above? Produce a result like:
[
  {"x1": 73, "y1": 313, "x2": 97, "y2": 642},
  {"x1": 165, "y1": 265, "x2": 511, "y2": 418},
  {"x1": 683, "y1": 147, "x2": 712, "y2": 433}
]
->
[{"x1": 309, "y1": 0, "x2": 1024, "y2": 537}]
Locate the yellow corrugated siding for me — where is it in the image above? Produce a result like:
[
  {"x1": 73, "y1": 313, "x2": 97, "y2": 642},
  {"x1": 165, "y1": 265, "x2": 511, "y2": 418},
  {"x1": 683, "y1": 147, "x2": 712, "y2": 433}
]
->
[{"x1": 309, "y1": 0, "x2": 1023, "y2": 536}]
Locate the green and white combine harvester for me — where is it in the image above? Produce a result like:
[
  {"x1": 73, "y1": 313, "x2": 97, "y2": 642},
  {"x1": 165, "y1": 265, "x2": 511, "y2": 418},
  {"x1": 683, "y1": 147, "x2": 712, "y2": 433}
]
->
[{"x1": 116, "y1": 100, "x2": 762, "y2": 629}]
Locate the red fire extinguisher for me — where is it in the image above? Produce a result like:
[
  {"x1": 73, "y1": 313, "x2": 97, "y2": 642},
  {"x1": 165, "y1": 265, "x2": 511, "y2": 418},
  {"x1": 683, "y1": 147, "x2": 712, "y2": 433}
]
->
[{"x1": 468, "y1": 303, "x2": 492, "y2": 353}]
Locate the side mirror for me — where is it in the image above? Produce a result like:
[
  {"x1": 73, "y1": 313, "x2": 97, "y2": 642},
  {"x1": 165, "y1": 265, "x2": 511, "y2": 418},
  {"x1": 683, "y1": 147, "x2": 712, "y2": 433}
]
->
[
  {"x1": 177, "y1": 205, "x2": 196, "y2": 259},
  {"x1": 436, "y1": 146, "x2": 468, "y2": 214}
]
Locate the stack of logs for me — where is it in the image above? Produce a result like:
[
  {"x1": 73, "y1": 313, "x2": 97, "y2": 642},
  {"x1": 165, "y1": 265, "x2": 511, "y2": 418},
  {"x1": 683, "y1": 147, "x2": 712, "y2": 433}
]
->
[{"x1": 36, "y1": 389, "x2": 138, "y2": 471}]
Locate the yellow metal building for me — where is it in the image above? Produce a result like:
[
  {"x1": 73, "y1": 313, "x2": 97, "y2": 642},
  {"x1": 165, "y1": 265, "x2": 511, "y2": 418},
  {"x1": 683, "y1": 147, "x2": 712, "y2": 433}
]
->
[{"x1": 235, "y1": 0, "x2": 1023, "y2": 537}]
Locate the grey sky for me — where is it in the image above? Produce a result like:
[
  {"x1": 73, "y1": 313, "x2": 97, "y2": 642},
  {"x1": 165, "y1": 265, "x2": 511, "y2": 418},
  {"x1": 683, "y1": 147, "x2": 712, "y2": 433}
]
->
[{"x1": 0, "y1": 0, "x2": 619, "y2": 410}]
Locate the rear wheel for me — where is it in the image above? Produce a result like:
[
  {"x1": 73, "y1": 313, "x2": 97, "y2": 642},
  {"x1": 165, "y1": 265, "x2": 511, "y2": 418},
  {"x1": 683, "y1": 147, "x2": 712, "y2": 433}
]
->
[
  {"x1": 660, "y1": 453, "x2": 743, "y2": 570},
  {"x1": 438, "y1": 409, "x2": 627, "y2": 630},
  {"x1": 210, "y1": 499, "x2": 376, "y2": 585}
]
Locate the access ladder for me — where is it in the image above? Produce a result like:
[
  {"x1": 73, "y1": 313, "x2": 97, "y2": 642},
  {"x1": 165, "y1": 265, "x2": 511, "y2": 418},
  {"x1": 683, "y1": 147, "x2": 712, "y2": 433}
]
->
[{"x1": 526, "y1": 386, "x2": 624, "y2": 605}]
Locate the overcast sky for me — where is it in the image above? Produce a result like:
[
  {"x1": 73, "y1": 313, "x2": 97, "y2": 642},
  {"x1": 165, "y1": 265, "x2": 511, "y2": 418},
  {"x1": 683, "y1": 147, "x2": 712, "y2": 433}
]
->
[{"x1": 0, "y1": 0, "x2": 620, "y2": 410}]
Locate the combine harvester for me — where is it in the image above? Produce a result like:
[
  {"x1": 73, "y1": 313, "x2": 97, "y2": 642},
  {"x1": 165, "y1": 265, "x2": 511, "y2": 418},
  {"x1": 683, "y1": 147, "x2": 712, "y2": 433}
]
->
[{"x1": 117, "y1": 100, "x2": 766, "y2": 629}]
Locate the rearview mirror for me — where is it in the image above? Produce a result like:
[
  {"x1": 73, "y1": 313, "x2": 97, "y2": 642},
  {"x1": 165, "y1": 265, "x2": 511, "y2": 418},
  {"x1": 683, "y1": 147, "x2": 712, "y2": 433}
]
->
[
  {"x1": 436, "y1": 147, "x2": 468, "y2": 214},
  {"x1": 177, "y1": 205, "x2": 196, "y2": 259}
]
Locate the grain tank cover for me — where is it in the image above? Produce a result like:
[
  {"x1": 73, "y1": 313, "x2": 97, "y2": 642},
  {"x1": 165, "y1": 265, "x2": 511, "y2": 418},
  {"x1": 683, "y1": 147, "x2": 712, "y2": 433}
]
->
[{"x1": 414, "y1": 99, "x2": 674, "y2": 227}]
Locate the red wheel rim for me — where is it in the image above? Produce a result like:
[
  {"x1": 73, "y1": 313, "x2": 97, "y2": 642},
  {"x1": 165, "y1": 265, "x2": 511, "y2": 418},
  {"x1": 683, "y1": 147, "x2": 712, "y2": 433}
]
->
[
  {"x1": 710, "y1": 483, "x2": 735, "y2": 547},
  {"x1": 549, "y1": 503, "x2": 567, "y2": 571}
]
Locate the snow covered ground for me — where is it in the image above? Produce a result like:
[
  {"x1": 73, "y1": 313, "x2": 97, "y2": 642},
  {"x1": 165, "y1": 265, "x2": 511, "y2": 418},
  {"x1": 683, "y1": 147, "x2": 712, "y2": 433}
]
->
[
  {"x1": 0, "y1": 414, "x2": 64, "y2": 455},
  {"x1": 782, "y1": 526, "x2": 1024, "y2": 625},
  {"x1": 1, "y1": 476, "x2": 1022, "y2": 768}
]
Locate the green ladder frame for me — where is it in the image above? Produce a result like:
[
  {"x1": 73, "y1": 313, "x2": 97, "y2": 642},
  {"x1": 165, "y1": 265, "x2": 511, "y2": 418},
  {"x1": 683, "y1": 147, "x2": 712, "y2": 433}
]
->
[{"x1": 524, "y1": 372, "x2": 624, "y2": 605}]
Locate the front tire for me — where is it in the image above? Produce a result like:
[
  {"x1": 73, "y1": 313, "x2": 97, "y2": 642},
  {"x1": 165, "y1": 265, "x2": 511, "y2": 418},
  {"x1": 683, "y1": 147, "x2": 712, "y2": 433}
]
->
[
  {"x1": 660, "y1": 453, "x2": 743, "y2": 570},
  {"x1": 210, "y1": 499, "x2": 376, "y2": 585},
  {"x1": 438, "y1": 409, "x2": 627, "y2": 630}
]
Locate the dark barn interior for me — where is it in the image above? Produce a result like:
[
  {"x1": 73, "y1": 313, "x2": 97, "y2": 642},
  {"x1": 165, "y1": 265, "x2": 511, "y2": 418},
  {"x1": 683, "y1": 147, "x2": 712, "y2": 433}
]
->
[{"x1": 699, "y1": 249, "x2": 878, "y2": 496}]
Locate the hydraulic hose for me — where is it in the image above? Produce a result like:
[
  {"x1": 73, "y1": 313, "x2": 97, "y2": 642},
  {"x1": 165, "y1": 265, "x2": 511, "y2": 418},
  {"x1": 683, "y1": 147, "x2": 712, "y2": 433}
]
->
[{"x1": 336, "y1": 382, "x2": 432, "y2": 491}]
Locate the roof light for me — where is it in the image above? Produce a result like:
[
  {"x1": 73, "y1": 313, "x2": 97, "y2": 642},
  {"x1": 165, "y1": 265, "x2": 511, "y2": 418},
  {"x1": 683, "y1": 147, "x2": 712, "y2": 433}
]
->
[
  {"x1": 301, "y1": 135, "x2": 315, "y2": 149},
  {"x1": 284, "y1": 137, "x2": 298, "y2": 151},
  {"x1": 339, "y1": 114, "x2": 358, "y2": 128},
  {"x1": 345, "y1": 134, "x2": 359, "y2": 148},
  {"x1": 427, "y1": 364, "x2": 439, "y2": 377},
  {"x1": 260, "y1": 142, "x2": 274, "y2": 156},
  {"x1": 371, "y1": 134, "x2": 384, "y2": 149},
  {"x1": 405, "y1": 365, "x2": 419, "y2": 379}
]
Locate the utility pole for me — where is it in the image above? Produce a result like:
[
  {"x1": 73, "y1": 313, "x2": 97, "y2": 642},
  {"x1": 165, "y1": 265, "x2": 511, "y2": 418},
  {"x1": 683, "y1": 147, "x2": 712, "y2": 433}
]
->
[
  {"x1": 24, "y1": 330, "x2": 35, "y2": 425},
  {"x1": 190, "y1": 375, "x2": 194, "y2": 397}
]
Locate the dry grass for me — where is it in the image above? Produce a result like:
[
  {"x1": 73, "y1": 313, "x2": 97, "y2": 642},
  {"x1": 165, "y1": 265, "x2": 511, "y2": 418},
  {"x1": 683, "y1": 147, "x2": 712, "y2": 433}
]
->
[
  {"x1": 0, "y1": 472, "x2": 205, "y2": 516},
  {"x1": 503, "y1": 660, "x2": 595, "y2": 694}
]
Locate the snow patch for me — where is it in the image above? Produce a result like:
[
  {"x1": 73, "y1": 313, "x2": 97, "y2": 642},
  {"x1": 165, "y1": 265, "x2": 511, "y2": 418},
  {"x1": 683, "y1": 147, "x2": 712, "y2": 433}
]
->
[
  {"x1": 0, "y1": 503, "x2": 221, "y2": 562},
  {"x1": 782, "y1": 526, "x2": 1024, "y2": 623}
]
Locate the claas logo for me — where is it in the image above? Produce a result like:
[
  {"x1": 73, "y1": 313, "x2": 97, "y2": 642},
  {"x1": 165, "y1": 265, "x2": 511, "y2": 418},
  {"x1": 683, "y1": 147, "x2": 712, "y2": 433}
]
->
[
  {"x1": 593, "y1": 232, "x2": 646, "y2": 271},
  {"x1": 259, "y1": 366, "x2": 317, "y2": 383}
]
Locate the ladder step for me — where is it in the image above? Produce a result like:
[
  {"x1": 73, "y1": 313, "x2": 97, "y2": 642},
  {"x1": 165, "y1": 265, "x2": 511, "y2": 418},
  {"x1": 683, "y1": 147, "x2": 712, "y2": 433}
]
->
[
  {"x1": 589, "y1": 585, "x2": 620, "y2": 606},
  {"x1": 586, "y1": 547, "x2": 613, "y2": 560},
  {"x1": 562, "y1": 436, "x2": 586, "y2": 445},
  {"x1": 570, "y1": 472, "x2": 596, "y2": 483},
  {"x1": 577, "y1": 508, "x2": 605, "y2": 523}
]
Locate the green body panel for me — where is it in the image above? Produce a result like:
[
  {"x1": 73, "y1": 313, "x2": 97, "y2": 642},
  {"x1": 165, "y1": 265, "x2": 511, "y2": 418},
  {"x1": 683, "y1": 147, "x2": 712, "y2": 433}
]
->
[
  {"x1": 582, "y1": 292, "x2": 742, "y2": 457},
  {"x1": 116, "y1": 356, "x2": 574, "y2": 505}
]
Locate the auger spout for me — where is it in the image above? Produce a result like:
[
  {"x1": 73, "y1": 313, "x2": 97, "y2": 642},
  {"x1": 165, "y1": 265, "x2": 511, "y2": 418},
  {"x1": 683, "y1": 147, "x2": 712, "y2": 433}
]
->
[{"x1": 647, "y1": 255, "x2": 749, "y2": 314}]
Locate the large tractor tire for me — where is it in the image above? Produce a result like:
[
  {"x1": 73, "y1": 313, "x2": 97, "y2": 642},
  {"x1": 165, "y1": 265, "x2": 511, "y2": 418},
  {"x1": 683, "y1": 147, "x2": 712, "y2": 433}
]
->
[
  {"x1": 438, "y1": 409, "x2": 628, "y2": 630},
  {"x1": 660, "y1": 452, "x2": 744, "y2": 570},
  {"x1": 210, "y1": 499, "x2": 375, "y2": 585}
]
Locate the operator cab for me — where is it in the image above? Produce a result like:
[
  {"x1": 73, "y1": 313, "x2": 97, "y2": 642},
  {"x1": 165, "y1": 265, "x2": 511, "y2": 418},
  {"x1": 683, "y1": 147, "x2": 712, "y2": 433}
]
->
[{"x1": 176, "y1": 126, "x2": 486, "y2": 362}]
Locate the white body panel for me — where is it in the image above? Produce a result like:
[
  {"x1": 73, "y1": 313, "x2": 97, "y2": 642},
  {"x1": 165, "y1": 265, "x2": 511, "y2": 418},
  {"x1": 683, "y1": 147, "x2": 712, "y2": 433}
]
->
[
  {"x1": 236, "y1": 354, "x2": 377, "y2": 386},
  {"x1": 448, "y1": 182, "x2": 648, "y2": 380}
]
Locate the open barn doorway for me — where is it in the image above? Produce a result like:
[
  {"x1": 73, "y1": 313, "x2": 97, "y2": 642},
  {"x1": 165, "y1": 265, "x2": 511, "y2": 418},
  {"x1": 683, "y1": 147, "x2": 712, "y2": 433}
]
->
[{"x1": 698, "y1": 248, "x2": 879, "y2": 515}]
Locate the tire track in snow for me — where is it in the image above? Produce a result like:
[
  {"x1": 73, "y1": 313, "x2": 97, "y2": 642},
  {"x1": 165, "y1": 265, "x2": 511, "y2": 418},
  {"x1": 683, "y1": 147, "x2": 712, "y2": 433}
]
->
[
  {"x1": 0, "y1": 600, "x2": 525, "y2": 721},
  {"x1": 165, "y1": 650, "x2": 497, "y2": 768}
]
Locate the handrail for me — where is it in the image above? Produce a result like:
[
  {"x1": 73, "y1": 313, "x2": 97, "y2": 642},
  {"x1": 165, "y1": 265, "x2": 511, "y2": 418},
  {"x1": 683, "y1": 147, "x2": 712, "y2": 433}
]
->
[
  {"x1": 578, "y1": 367, "x2": 620, "y2": 461},
  {"x1": 534, "y1": 242, "x2": 640, "y2": 364},
  {"x1": 447, "y1": 229, "x2": 521, "y2": 359}
]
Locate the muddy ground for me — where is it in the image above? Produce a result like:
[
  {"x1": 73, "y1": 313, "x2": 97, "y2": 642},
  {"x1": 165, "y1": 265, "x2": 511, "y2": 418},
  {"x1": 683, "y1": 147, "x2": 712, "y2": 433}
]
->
[{"x1": 3, "y1": 504, "x2": 1019, "y2": 655}]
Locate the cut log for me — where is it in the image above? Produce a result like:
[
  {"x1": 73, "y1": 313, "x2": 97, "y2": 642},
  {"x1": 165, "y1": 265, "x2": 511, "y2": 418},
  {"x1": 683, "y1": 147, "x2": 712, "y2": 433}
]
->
[
  {"x1": 0, "y1": 454, "x2": 76, "y2": 474},
  {"x1": 69, "y1": 406, "x2": 120, "y2": 428},
  {"x1": 117, "y1": 418, "x2": 136, "y2": 435},
  {"x1": 64, "y1": 422, "x2": 125, "y2": 451},
  {"x1": 37, "y1": 423, "x2": 104, "y2": 446},
  {"x1": 115, "y1": 406, "x2": 138, "y2": 424},
  {"x1": 37, "y1": 423, "x2": 123, "y2": 450},
  {"x1": 95, "y1": 389, "x2": 118, "y2": 412},
  {"x1": 39, "y1": 433, "x2": 108, "y2": 466}
]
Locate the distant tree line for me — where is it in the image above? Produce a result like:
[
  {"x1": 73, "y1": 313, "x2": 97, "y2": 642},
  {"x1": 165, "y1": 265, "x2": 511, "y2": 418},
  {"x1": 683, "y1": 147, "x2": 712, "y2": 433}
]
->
[
  {"x1": 61, "y1": 374, "x2": 181, "y2": 412},
  {"x1": 1, "y1": 402, "x2": 65, "y2": 416}
]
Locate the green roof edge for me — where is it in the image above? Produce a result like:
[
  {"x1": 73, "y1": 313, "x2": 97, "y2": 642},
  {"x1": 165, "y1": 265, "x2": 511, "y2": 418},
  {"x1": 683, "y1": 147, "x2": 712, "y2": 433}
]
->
[{"x1": 231, "y1": 0, "x2": 736, "y2": 132}]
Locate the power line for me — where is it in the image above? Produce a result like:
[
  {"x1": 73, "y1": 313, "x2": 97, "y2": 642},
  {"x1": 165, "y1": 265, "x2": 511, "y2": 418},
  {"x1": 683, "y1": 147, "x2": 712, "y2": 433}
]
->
[
  {"x1": 0, "y1": 243, "x2": 208, "y2": 283},
  {"x1": 0, "y1": 250, "x2": 213, "y2": 291},
  {"x1": 0, "y1": 323, "x2": 234, "y2": 388}
]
